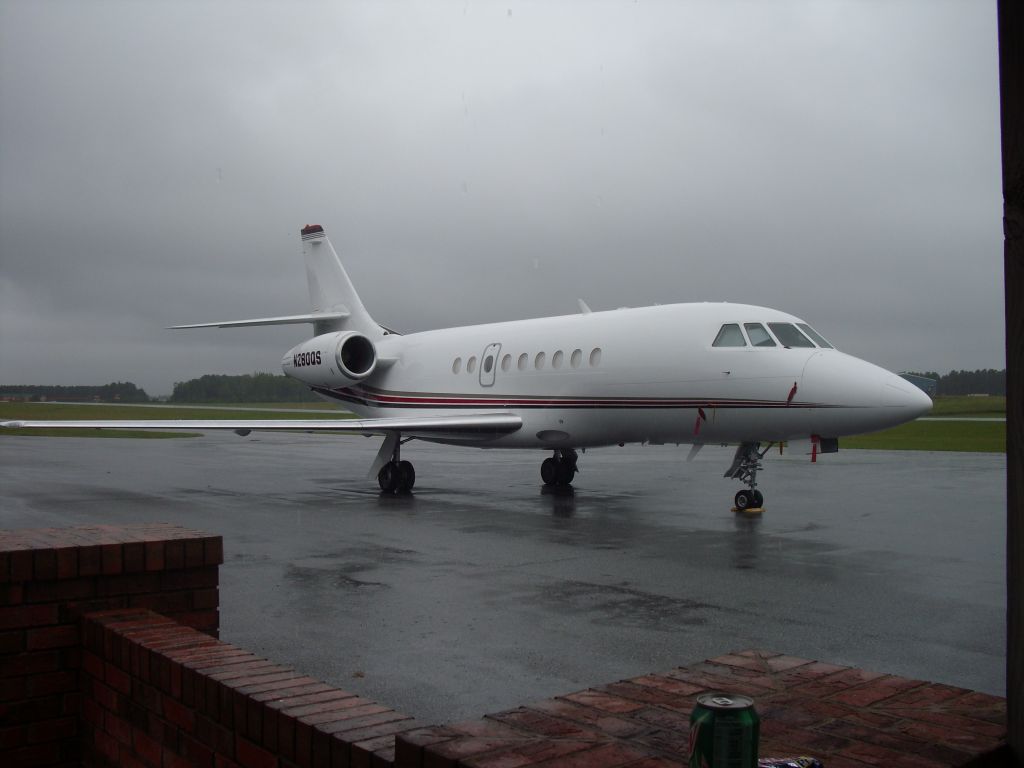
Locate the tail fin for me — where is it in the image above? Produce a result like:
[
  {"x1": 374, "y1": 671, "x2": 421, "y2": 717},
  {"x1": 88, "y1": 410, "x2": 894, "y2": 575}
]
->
[{"x1": 300, "y1": 225, "x2": 381, "y2": 338}]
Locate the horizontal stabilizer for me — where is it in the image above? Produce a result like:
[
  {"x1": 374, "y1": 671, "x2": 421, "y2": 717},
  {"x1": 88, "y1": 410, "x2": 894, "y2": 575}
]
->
[
  {"x1": 1, "y1": 413, "x2": 522, "y2": 440},
  {"x1": 169, "y1": 311, "x2": 349, "y2": 329}
]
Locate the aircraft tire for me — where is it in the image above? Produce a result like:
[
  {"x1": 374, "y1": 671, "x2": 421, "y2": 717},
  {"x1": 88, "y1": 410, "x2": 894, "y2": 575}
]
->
[
  {"x1": 555, "y1": 461, "x2": 575, "y2": 487},
  {"x1": 752, "y1": 489, "x2": 764, "y2": 507},
  {"x1": 734, "y1": 490, "x2": 753, "y2": 511},
  {"x1": 378, "y1": 462, "x2": 399, "y2": 493},
  {"x1": 397, "y1": 460, "x2": 416, "y2": 492},
  {"x1": 541, "y1": 457, "x2": 558, "y2": 486}
]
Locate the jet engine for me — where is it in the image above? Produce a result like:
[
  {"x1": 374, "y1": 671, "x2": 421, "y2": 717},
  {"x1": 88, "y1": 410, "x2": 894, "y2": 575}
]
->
[{"x1": 282, "y1": 331, "x2": 377, "y2": 388}]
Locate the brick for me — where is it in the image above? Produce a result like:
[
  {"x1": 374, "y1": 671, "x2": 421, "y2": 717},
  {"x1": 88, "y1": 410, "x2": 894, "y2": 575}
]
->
[
  {"x1": 26, "y1": 669, "x2": 77, "y2": 697},
  {"x1": 144, "y1": 541, "x2": 166, "y2": 572},
  {"x1": 165, "y1": 542, "x2": 185, "y2": 570},
  {"x1": 163, "y1": 696, "x2": 195, "y2": 732},
  {"x1": 10, "y1": 550, "x2": 33, "y2": 582},
  {"x1": 204, "y1": 537, "x2": 224, "y2": 566},
  {"x1": 236, "y1": 673, "x2": 312, "y2": 697},
  {"x1": 236, "y1": 734, "x2": 277, "y2": 768},
  {"x1": 0, "y1": 676, "x2": 27, "y2": 702},
  {"x1": 328, "y1": 715, "x2": 417, "y2": 743},
  {"x1": 78, "y1": 545, "x2": 102, "y2": 576},
  {"x1": 184, "y1": 540, "x2": 205, "y2": 569},
  {"x1": 0, "y1": 723, "x2": 26, "y2": 749},
  {"x1": 192, "y1": 588, "x2": 220, "y2": 611},
  {"x1": 258, "y1": 683, "x2": 343, "y2": 707},
  {"x1": 560, "y1": 690, "x2": 647, "y2": 714},
  {"x1": 123, "y1": 542, "x2": 145, "y2": 572},
  {"x1": 55, "y1": 547, "x2": 78, "y2": 579},
  {"x1": 180, "y1": 732, "x2": 215, "y2": 766},
  {"x1": 486, "y1": 708, "x2": 605, "y2": 740},
  {"x1": 133, "y1": 726, "x2": 162, "y2": 766},
  {"x1": 0, "y1": 629, "x2": 25, "y2": 654},
  {"x1": 628, "y1": 675, "x2": 705, "y2": 697},
  {"x1": 0, "y1": 693, "x2": 64, "y2": 724},
  {"x1": 831, "y1": 675, "x2": 925, "y2": 708},
  {"x1": 26, "y1": 624, "x2": 79, "y2": 650},
  {"x1": 0, "y1": 649, "x2": 60, "y2": 677},
  {"x1": 527, "y1": 699, "x2": 646, "y2": 739},
  {"x1": 163, "y1": 745, "x2": 194, "y2": 768},
  {"x1": 6, "y1": 742, "x2": 62, "y2": 766},
  {"x1": 101, "y1": 543, "x2": 123, "y2": 575},
  {"x1": 0, "y1": 583, "x2": 23, "y2": 606},
  {"x1": 460, "y1": 739, "x2": 596, "y2": 768},
  {"x1": 106, "y1": 710, "x2": 134, "y2": 745},
  {"x1": 0, "y1": 602, "x2": 58, "y2": 630},
  {"x1": 282, "y1": 694, "x2": 372, "y2": 720}
]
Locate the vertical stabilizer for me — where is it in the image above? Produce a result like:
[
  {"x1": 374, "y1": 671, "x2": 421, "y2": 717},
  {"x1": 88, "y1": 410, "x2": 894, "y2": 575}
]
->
[{"x1": 300, "y1": 225, "x2": 381, "y2": 337}]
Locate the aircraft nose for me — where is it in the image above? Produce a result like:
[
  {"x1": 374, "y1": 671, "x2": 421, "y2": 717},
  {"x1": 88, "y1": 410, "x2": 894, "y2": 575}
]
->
[
  {"x1": 801, "y1": 351, "x2": 932, "y2": 436},
  {"x1": 881, "y1": 373, "x2": 933, "y2": 419}
]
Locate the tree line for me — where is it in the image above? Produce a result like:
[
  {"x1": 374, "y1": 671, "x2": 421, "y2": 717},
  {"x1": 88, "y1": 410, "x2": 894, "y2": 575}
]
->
[
  {"x1": 904, "y1": 369, "x2": 1005, "y2": 396},
  {"x1": 0, "y1": 382, "x2": 151, "y2": 402},
  {"x1": 169, "y1": 373, "x2": 319, "y2": 403},
  {"x1": 3, "y1": 368, "x2": 1006, "y2": 403}
]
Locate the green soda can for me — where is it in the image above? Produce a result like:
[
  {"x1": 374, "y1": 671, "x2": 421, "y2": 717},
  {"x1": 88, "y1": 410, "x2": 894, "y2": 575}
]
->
[{"x1": 688, "y1": 693, "x2": 760, "y2": 768}]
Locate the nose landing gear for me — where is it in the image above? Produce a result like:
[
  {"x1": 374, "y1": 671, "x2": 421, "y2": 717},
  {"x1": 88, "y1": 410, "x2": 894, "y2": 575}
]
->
[
  {"x1": 725, "y1": 441, "x2": 770, "y2": 511},
  {"x1": 541, "y1": 448, "x2": 578, "y2": 487}
]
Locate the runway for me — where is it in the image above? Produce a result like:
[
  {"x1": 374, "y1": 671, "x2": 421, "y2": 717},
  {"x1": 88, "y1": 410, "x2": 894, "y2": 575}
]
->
[{"x1": 0, "y1": 432, "x2": 1006, "y2": 725}]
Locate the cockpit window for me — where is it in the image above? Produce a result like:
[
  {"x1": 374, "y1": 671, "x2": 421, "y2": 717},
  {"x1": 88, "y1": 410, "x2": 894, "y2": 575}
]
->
[
  {"x1": 712, "y1": 323, "x2": 746, "y2": 347},
  {"x1": 768, "y1": 322, "x2": 815, "y2": 348},
  {"x1": 797, "y1": 323, "x2": 834, "y2": 349},
  {"x1": 744, "y1": 323, "x2": 776, "y2": 347}
]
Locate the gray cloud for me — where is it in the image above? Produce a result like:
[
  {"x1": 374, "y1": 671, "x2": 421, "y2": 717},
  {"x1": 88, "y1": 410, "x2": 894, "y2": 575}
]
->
[{"x1": 0, "y1": 1, "x2": 1003, "y2": 395}]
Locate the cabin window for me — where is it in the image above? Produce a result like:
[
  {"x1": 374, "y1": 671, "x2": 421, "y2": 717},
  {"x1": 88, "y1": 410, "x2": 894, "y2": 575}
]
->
[
  {"x1": 483, "y1": 355, "x2": 494, "y2": 374},
  {"x1": 467, "y1": 356, "x2": 477, "y2": 373},
  {"x1": 744, "y1": 323, "x2": 776, "y2": 347},
  {"x1": 768, "y1": 322, "x2": 815, "y2": 348},
  {"x1": 552, "y1": 350, "x2": 564, "y2": 369},
  {"x1": 797, "y1": 323, "x2": 834, "y2": 349},
  {"x1": 712, "y1": 324, "x2": 746, "y2": 347},
  {"x1": 535, "y1": 352, "x2": 546, "y2": 369},
  {"x1": 518, "y1": 353, "x2": 528, "y2": 371},
  {"x1": 452, "y1": 357, "x2": 462, "y2": 374},
  {"x1": 590, "y1": 347, "x2": 602, "y2": 366},
  {"x1": 501, "y1": 354, "x2": 512, "y2": 372},
  {"x1": 571, "y1": 349, "x2": 582, "y2": 368}
]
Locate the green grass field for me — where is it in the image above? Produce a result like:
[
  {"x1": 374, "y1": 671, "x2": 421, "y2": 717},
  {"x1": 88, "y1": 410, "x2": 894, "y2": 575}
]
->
[
  {"x1": 926, "y1": 395, "x2": 1005, "y2": 417},
  {"x1": 842, "y1": 420, "x2": 1005, "y2": 453},
  {"x1": 1, "y1": 396, "x2": 1006, "y2": 452},
  {"x1": 841, "y1": 395, "x2": 1006, "y2": 453}
]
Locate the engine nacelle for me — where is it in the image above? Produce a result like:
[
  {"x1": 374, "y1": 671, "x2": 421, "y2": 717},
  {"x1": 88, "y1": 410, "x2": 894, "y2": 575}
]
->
[{"x1": 282, "y1": 331, "x2": 377, "y2": 388}]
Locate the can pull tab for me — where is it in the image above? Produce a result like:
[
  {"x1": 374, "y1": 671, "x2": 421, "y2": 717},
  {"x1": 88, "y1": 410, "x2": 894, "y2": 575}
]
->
[{"x1": 710, "y1": 696, "x2": 735, "y2": 707}]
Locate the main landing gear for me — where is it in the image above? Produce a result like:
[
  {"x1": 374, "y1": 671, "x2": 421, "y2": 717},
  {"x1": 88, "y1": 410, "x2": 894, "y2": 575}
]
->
[
  {"x1": 541, "y1": 448, "x2": 578, "y2": 488},
  {"x1": 377, "y1": 435, "x2": 415, "y2": 493},
  {"x1": 724, "y1": 441, "x2": 771, "y2": 511}
]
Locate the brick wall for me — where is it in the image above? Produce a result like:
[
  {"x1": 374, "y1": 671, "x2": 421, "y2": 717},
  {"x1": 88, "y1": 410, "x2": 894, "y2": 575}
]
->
[
  {"x1": 396, "y1": 651, "x2": 1008, "y2": 767},
  {"x1": 0, "y1": 524, "x2": 222, "y2": 766},
  {"x1": 80, "y1": 609, "x2": 419, "y2": 768}
]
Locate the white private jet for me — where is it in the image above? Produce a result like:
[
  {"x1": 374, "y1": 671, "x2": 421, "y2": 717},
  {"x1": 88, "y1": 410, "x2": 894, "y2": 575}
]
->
[{"x1": 3, "y1": 224, "x2": 932, "y2": 509}]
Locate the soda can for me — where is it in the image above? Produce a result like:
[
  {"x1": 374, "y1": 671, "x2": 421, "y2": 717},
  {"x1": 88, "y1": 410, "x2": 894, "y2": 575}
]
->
[{"x1": 688, "y1": 692, "x2": 760, "y2": 768}]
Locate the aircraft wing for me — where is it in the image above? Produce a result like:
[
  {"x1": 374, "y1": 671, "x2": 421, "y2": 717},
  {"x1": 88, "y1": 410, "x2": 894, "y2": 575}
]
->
[
  {"x1": 168, "y1": 311, "x2": 349, "y2": 329},
  {"x1": 0, "y1": 413, "x2": 523, "y2": 440}
]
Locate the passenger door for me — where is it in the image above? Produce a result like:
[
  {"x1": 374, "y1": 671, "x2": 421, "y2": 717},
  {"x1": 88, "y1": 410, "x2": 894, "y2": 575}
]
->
[{"x1": 479, "y1": 343, "x2": 501, "y2": 387}]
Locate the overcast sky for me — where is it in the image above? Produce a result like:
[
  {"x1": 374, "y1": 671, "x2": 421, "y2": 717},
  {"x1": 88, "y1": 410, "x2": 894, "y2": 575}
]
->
[{"x1": 0, "y1": 1, "x2": 1003, "y2": 396}]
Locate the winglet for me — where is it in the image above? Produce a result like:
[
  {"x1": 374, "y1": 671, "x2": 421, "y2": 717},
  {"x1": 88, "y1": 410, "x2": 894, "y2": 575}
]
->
[
  {"x1": 301, "y1": 224, "x2": 325, "y2": 241},
  {"x1": 577, "y1": 299, "x2": 592, "y2": 314}
]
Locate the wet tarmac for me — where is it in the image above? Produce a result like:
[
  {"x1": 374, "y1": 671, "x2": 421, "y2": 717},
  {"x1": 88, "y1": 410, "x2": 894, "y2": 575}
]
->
[{"x1": 0, "y1": 433, "x2": 1006, "y2": 724}]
